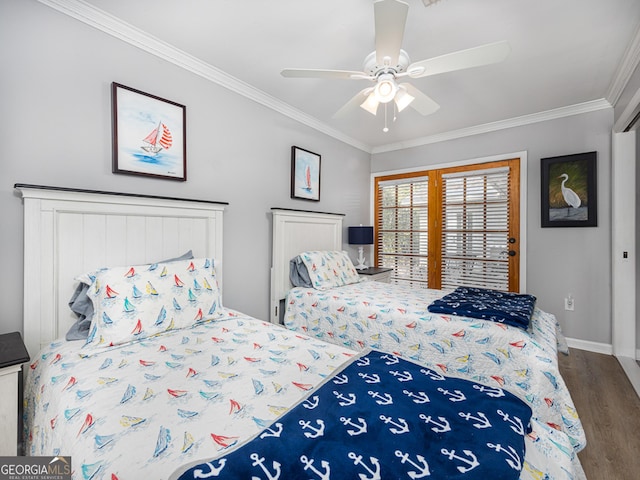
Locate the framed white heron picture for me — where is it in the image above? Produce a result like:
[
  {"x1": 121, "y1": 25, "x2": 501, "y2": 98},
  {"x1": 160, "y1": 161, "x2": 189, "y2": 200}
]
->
[
  {"x1": 112, "y1": 82, "x2": 187, "y2": 181},
  {"x1": 541, "y1": 151, "x2": 597, "y2": 227}
]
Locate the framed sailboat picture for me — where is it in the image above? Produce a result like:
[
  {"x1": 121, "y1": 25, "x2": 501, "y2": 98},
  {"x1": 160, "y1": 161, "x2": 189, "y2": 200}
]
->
[
  {"x1": 291, "y1": 146, "x2": 321, "y2": 201},
  {"x1": 112, "y1": 82, "x2": 187, "y2": 181}
]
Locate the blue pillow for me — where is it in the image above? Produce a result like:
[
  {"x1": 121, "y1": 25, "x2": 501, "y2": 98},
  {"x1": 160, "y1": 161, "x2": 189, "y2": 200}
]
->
[
  {"x1": 289, "y1": 256, "x2": 312, "y2": 288},
  {"x1": 65, "y1": 283, "x2": 95, "y2": 340}
]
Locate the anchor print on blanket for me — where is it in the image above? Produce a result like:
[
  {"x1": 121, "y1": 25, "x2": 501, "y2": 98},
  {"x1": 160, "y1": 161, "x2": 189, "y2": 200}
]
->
[
  {"x1": 458, "y1": 411, "x2": 492, "y2": 429},
  {"x1": 395, "y1": 450, "x2": 431, "y2": 479},
  {"x1": 176, "y1": 349, "x2": 532, "y2": 480},
  {"x1": 349, "y1": 451, "x2": 381, "y2": 480},
  {"x1": 441, "y1": 448, "x2": 480, "y2": 474},
  {"x1": 303, "y1": 395, "x2": 320, "y2": 409},
  {"x1": 259, "y1": 423, "x2": 283, "y2": 440},
  {"x1": 380, "y1": 415, "x2": 410, "y2": 434},
  {"x1": 191, "y1": 459, "x2": 226, "y2": 479},
  {"x1": 299, "y1": 419, "x2": 325, "y2": 438},
  {"x1": 419, "y1": 413, "x2": 451, "y2": 433},
  {"x1": 340, "y1": 416, "x2": 368, "y2": 436},
  {"x1": 250, "y1": 453, "x2": 282, "y2": 480}
]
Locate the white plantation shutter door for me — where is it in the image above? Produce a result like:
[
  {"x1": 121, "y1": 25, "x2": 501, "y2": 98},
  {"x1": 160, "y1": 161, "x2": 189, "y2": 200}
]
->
[
  {"x1": 376, "y1": 176, "x2": 429, "y2": 287},
  {"x1": 440, "y1": 167, "x2": 511, "y2": 291}
]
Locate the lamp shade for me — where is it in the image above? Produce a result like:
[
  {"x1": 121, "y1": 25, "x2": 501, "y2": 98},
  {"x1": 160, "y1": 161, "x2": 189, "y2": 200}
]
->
[{"x1": 348, "y1": 226, "x2": 374, "y2": 245}]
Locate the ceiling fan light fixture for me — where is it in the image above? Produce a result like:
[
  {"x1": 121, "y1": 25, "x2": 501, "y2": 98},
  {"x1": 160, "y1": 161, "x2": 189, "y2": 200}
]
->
[
  {"x1": 283, "y1": 0, "x2": 508, "y2": 132},
  {"x1": 394, "y1": 86, "x2": 415, "y2": 112},
  {"x1": 360, "y1": 91, "x2": 380, "y2": 115},
  {"x1": 374, "y1": 74, "x2": 398, "y2": 103}
]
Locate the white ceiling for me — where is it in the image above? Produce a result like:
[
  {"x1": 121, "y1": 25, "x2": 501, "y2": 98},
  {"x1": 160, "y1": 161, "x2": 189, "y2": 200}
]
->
[{"x1": 47, "y1": 0, "x2": 640, "y2": 152}]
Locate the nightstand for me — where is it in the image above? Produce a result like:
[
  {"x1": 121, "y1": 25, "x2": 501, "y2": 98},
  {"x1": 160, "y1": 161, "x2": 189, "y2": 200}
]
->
[
  {"x1": 357, "y1": 266, "x2": 393, "y2": 283},
  {"x1": 0, "y1": 332, "x2": 30, "y2": 456}
]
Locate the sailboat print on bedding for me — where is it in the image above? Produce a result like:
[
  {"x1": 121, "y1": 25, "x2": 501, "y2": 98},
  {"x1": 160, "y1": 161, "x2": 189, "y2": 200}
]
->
[
  {"x1": 77, "y1": 257, "x2": 224, "y2": 351},
  {"x1": 112, "y1": 82, "x2": 186, "y2": 181}
]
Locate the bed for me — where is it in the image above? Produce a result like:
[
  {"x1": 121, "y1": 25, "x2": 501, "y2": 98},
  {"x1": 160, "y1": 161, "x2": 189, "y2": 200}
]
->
[
  {"x1": 18, "y1": 189, "x2": 585, "y2": 479},
  {"x1": 270, "y1": 209, "x2": 586, "y2": 453}
]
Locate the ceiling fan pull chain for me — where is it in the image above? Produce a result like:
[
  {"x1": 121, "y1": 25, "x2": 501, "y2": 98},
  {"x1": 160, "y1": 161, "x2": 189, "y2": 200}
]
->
[{"x1": 383, "y1": 103, "x2": 389, "y2": 132}]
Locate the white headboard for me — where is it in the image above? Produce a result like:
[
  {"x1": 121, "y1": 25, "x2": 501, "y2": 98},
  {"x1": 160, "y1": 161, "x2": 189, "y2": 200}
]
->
[
  {"x1": 269, "y1": 208, "x2": 344, "y2": 323},
  {"x1": 16, "y1": 184, "x2": 226, "y2": 358}
]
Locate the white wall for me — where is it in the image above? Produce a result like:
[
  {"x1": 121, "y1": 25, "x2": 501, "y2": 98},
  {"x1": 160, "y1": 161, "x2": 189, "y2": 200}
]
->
[
  {"x1": 0, "y1": 1, "x2": 371, "y2": 335},
  {"x1": 372, "y1": 109, "x2": 613, "y2": 345}
]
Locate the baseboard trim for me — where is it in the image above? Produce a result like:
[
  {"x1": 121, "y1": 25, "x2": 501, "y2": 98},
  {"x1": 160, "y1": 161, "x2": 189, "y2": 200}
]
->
[
  {"x1": 565, "y1": 337, "x2": 640, "y2": 399},
  {"x1": 565, "y1": 337, "x2": 613, "y2": 355},
  {"x1": 566, "y1": 337, "x2": 640, "y2": 362},
  {"x1": 617, "y1": 356, "x2": 640, "y2": 399}
]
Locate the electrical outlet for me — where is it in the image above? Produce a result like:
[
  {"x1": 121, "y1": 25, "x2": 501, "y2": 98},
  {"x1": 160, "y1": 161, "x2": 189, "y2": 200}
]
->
[{"x1": 564, "y1": 296, "x2": 574, "y2": 311}]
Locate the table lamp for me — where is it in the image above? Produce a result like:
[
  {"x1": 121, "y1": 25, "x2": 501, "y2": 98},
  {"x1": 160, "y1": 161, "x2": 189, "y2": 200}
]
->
[{"x1": 348, "y1": 225, "x2": 374, "y2": 270}]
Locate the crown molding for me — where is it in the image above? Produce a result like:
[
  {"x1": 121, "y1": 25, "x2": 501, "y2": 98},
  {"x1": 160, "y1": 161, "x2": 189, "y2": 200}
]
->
[
  {"x1": 613, "y1": 86, "x2": 640, "y2": 132},
  {"x1": 371, "y1": 99, "x2": 612, "y2": 154},
  {"x1": 37, "y1": 0, "x2": 616, "y2": 157},
  {"x1": 606, "y1": 23, "x2": 640, "y2": 107},
  {"x1": 37, "y1": 0, "x2": 371, "y2": 153}
]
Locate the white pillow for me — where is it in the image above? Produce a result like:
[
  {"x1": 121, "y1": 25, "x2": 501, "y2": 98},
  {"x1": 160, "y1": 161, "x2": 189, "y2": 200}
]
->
[
  {"x1": 79, "y1": 257, "x2": 224, "y2": 350},
  {"x1": 297, "y1": 250, "x2": 361, "y2": 290}
]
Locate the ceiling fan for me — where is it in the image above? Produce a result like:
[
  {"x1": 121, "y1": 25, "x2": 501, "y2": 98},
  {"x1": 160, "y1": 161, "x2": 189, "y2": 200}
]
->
[{"x1": 281, "y1": 0, "x2": 510, "y2": 131}]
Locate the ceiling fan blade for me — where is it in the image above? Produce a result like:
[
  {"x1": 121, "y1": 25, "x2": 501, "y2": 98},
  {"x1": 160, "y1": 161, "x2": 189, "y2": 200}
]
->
[
  {"x1": 374, "y1": 0, "x2": 409, "y2": 66},
  {"x1": 400, "y1": 83, "x2": 440, "y2": 116},
  {"x1": 333, "y1": 88, "x2": 375, "y2": 118},
  {"x1": 407, "y1": 41, "x2": 510, "y2": 78},
  {"x1": 281, "y1": 68, "x2": 369, "y2": 80}
]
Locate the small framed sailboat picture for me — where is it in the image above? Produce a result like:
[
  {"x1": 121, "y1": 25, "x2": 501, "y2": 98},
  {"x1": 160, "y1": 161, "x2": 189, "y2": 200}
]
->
[
  {"x1": 111, "y1": 82, "x2": 186, "y2": 181},
  {"x1": 291, "y1": 146, "x2": 321, "y2": 201}
]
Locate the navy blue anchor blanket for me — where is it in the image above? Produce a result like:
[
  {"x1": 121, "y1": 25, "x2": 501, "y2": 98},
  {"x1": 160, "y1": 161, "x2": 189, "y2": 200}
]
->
[
  {"x1": 428, "y1": 286, "x2": 537, "y2": 330},
  {"x1": 175, "y1": 350, "x2": 532, "y2": 480}
]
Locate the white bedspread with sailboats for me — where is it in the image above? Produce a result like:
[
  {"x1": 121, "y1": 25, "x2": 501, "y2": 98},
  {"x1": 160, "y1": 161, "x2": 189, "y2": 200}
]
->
[
  {"x1": 284, "y1": 280, "x2": 585, "y2": 453},
  {"x1": 23, "y1": 245, "x2": 583, "y2": 480},
  {"x1": 24, "y1": 314, "x2": 355, "y2": 479},
  {"x1": 25, "y1": 313, "x2": 584, "y2": 480}
]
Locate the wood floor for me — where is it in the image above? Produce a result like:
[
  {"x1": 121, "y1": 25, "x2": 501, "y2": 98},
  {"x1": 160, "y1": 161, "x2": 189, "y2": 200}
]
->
[{"x1": 558, "y1": 349, "x2": 640, "y2": 479}]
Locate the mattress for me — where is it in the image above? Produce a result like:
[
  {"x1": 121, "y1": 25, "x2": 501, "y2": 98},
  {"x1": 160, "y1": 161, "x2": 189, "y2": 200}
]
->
[{"x1": 284, "y1": 281, "x2": 585, "y2": 452}]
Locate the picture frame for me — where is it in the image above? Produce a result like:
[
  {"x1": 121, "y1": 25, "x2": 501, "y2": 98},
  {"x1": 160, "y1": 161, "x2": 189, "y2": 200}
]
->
[
  {"x1": 291, "y1": 146, "x2": 321, "y2": 201},
  {"x1": 541, "y1": 151, "x2": 597, "y2": 227},
  {"x1": 111, "y1": 82, "x2": 187, "y2": 181}
]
